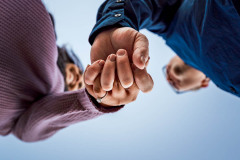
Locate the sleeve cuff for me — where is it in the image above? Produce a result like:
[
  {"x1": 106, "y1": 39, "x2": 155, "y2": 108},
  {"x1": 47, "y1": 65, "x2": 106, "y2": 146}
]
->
[
  {"x1": 84, "y1": 89, "x2": 124, "y2": 113},
  {"x1": 89, "y1": 8, "x2": 138, "y2": 45}
]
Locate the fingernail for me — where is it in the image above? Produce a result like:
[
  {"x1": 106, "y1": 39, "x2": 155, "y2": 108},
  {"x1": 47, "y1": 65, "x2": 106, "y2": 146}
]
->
[
  {"x1": 109, "y1": 54, "x2": 116, "y2": 62},
  {"x1": 117, "y1": 50, "x2": 125, "y2": 56},
  {"x1": 98, "y1": 60, "x2": 105, "y2": 66}
]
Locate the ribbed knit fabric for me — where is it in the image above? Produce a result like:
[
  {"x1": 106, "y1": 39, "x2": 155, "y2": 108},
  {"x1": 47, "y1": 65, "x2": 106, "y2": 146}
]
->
[{"x1": 0, "y1": 0, "x2": 107, "y2": 142}]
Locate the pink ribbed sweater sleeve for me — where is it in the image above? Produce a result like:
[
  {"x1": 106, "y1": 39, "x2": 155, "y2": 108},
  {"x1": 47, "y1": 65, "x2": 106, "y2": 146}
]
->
[
  {"x1": 13, "y1": 89, "x2": 103, "y2": 142},
  {"x1": 0, "y1": 0, "x2": 110, "y2": 142}
]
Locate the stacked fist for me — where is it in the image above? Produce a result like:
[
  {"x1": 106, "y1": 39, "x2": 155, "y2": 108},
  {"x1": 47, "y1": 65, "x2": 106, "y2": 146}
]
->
[{"x1": 84, "y1": 27, "x2": 154, "y2": 107}]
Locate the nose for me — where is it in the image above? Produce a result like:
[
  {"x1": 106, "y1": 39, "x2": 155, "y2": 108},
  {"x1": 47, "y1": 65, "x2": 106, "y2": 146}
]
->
[{"x1": 166, "y1": 67, "x2": 181, "y2": 89}]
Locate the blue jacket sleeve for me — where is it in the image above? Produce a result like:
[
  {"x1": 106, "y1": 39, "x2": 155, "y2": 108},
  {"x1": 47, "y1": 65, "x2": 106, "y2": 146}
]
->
[{"x1": 89, "y1": 0, "x2": 182, "y2": 44}]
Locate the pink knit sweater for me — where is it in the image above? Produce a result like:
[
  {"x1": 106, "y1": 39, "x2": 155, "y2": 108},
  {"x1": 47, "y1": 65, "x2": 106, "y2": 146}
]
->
[{"x1": 0, "y1": 0, "x2": 120, "y2": 142}]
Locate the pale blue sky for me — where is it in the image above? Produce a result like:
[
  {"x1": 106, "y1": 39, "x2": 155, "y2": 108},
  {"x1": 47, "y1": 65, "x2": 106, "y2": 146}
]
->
[{"x1": 1, "y1": 1, "x2": 240, "y2": 160}]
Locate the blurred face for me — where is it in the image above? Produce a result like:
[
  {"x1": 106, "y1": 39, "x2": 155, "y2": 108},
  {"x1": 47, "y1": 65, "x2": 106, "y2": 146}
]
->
[
  {"x1": 166, "y1": 56, "x2": 209, "y2": 92},
  {"x1": 65, "y1": 63, "x2": 85, "y2": 91}
]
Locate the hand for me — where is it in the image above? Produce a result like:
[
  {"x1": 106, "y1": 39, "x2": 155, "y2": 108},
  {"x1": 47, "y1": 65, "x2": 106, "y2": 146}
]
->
[
  {"x1": 84, "y1": 49, "x2": 144, "y2": 107},
  {"x1": 90, "y1": 27, "x2": 153, "y2": 93}
]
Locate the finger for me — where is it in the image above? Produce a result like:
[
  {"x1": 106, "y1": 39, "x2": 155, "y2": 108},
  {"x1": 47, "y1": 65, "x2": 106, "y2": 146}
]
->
[
  {"x1": 97, "y1": 79, "x2": 123, "y2": 106},
  {"x1": 116, "y1": 49, "x2": 134, "y2": 88},
  {"x1": 101, "y1": 54, "x2": 116, "y2": 91},
  {"x1": 108, "y1": 79, "x2": 130, "y2": 106},
  {"x1": 93, "y1": 75, "x2": 106, "y2": 98},
  {"x1": 85, "y1": 84, "x2": 94, "y2": 97},
  {"x1": 84, "y1": 80, "x2": 95, "y2": 98},
  {"x1": 145, "y1": 57, "x2": 150, "y2": 67},
  {"x1": 126, "y1": 82, "x2": 140, "y2": 102},
  {"x1": 111, "y1": 79, "x2": 140, "y2": 105},
  {"x1": 111, "y1": 78, "x2": 126, "y2": 98},
  {"x1": 84, "y1": 65, "x2": 96, "y2": 98},
  {"x1": 84, "y1": 60, "x2": 105, "y2": 85},
  {"x1": 132, "y1": 32, "x2": 149, "y2": 70},
  {"x1": 132, "y1": 64, "x2": 154, "y2": 93}
]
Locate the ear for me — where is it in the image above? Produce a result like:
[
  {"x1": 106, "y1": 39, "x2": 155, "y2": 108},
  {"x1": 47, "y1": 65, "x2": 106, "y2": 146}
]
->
[
  {"x1": 201, "y1": 77, "x2": 210, "y2": 88},
  {"x1": 65, "y1": 63, "x2": 81, "y2": 91}
]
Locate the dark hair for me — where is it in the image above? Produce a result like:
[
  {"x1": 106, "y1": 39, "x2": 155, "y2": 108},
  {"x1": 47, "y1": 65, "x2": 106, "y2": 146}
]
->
[
  {"x1": 57, "y1": 46, "x2": 71, "y2": 91},
  {"x1": 57, "y1": 45, "x2": 84, "y2": 91},
  {"x1": 49, "y1": 13, "x2": 84, "y2": 91}
]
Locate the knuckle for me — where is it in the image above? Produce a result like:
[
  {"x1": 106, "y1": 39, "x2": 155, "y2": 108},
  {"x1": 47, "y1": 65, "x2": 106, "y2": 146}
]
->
[
  {"x1": 139, "y1": 33, "x2": 149, "y2": 43},
  {"x1": 126, "y1": 28, "x2": 138, "y2": 36},
  {"x1": 84, "y1": 76, "x2": 92, "y2": 85},
  {"x1": 115, "y1": 99, "x2": 122, "y2": 106},
  {"x1": 89, "y1": 66, "x2": 99, "y2": 73}
]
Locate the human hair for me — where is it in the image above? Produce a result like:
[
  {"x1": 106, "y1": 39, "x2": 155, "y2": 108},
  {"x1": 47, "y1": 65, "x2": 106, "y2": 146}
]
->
[
  {"x1": 50, "y1": 13, "x2": 84, "y2": 91},
  {"x1": 57, "y1": 45, "x2": 74, "y2": 91}
]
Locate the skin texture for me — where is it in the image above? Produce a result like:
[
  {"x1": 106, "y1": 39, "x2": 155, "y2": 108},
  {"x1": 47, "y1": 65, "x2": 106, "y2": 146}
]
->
[
  {"x1": 84, "y1": 49, "x2": 141, "y2": 107},
  {"x1": 90, "y1": 27, "x2": 154, "y2": 93},
  {"x1": 65, "y1": 60, "x2": 138, "y2": 107},
  {"x1": 166, "y1": 56, "x2": 210, "y2": 91},
  {"x1": 65, "y1": 63, "x2": 85, "y2": 91}
]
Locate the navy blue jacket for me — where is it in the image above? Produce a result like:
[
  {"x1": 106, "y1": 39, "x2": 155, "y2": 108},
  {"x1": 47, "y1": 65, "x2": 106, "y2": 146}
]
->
[{"x1": 89, "y1": 0, "x2": 240, "y2": 97}]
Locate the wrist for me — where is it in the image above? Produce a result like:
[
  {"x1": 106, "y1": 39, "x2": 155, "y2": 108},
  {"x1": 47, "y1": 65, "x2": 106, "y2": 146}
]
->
[{"x1": 85, "y1": 88, "x2": 124, "y2": 113}]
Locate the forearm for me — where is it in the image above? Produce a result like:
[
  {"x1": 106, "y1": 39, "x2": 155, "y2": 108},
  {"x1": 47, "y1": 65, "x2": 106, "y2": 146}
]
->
[
  {"x1": 89, "y1": 0, "x2": 182, "y2": 44},
  {"x1": 12, "y1": 89, "x2": 106, "y2": 142}
]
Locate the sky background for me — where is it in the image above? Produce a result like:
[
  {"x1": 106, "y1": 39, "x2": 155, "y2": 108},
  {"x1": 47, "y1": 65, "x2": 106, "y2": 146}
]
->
[{"x1": 1, "y1": 0, "x2": 240, "y2": 160}]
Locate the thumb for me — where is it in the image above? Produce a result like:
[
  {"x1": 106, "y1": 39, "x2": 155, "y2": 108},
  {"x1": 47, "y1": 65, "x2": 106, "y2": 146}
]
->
[
  {"x1": 132, "y1": 32, "x2": 149, "y2": 70},
  {"x1": 132, "y1": 64, "x2": 154, "y2": 93}
]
